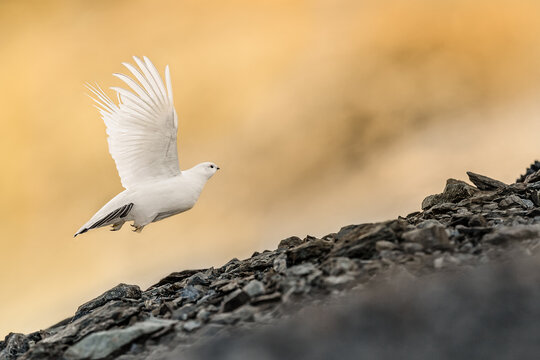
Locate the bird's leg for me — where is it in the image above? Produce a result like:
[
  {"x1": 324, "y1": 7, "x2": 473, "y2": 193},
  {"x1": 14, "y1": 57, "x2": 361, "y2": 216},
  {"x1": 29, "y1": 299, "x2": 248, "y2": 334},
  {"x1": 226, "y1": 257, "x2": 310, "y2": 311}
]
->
[
  {"x1": 130, "y1": 223, "x2": 145, "y2": 233},
  {"x1": 110, "y1": 222, "x2": 125, "y2": 232}
]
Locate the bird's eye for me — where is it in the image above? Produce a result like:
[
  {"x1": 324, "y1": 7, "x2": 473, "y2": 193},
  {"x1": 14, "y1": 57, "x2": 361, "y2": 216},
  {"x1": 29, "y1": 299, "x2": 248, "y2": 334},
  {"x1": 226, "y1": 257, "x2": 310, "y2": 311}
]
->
[{"x1": 210, "y1": 165, "x2": 214, "y2": 168}]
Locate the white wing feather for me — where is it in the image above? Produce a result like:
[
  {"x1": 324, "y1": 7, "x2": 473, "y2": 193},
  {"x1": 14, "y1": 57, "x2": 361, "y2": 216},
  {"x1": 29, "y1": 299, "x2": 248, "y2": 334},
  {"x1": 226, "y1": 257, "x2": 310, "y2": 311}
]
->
[{"x1": 87, "y1": 56, "x2": 180, "y2": 189}]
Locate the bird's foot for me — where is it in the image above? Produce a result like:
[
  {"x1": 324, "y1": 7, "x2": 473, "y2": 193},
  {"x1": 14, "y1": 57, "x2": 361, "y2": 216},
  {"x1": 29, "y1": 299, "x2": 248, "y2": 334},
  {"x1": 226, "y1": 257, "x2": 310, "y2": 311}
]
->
[
  {"x1": 131, "y1": 224, "x2": 145, "y2": 233},
  {"x1": 110, "y1": 222, "x2": 124, "y2": 232}
]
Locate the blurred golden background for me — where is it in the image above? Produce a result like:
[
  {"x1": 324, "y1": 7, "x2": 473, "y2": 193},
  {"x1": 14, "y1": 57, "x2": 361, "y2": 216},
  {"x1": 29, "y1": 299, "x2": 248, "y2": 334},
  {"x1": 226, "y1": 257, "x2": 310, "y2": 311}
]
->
[{"x1": 2, "y1": 0, "x2": 540, "y2": 337}]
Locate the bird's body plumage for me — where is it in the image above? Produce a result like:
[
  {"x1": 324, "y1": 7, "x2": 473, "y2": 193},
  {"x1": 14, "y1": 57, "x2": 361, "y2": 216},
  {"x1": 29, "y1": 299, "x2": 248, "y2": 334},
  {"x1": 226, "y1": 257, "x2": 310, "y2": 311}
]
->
[{"x1": 75, "y1": 57, "x2": 218, "y2": 237}]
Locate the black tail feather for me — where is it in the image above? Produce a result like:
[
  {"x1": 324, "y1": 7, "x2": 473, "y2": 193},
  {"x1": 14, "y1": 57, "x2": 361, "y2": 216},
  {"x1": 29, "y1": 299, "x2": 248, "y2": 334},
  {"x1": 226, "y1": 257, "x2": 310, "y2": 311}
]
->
[{"x1": 75, "y1": 203, "x2": 134, "y2": 236}]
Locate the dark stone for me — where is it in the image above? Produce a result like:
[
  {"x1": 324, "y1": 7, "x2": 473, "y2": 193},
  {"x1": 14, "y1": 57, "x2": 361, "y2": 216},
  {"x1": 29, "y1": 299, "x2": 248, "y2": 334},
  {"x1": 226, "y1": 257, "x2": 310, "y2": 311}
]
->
[
  {"x1": 277, "y1": 236, "x2": 303, "y2": 249},
  {"x1": 336, "y1": 224, "x2": 376, "y2": 242},
  {"x1": 524, "y1": 170, "x2": 540, "y2": 184},
  {"x1": 196, "y1": 289, "x2": 219, "y2": 306},
  {"x1": 64, "y1": 318, "x2": 175, "y2": 360},
  {"x1": 23, "y1": 300, "x2": 143, "y2": 359},
  {"x1": 16, "y1": 341, "x2": 65, "y2": 360},
  {"x1": 401, "y1": 224, "x2": 450, "y2": 250},
  {"x1": 187, "y1": 273, "x2": 210, "y2": 286},
  {"x1": 249, "y1": 252, "x2": 275, "y2": 270},
  {"x1": 530, "y1": 191, "x2": 540, "y2": 206},
  {"x1": 467, "y1": 171, "x2": 507, "y2": 190},
  {"x1": 220, "y1": 258, "x2": 241, "y2": 273},
  {"x1": 47, "y1": 317, "x2": 73, "y2": 331},
  {"x1": 152, "y1": 302, "x2": 173, "y2": 317},
  {"x1": 287, "y1": 239, "x2": 333, "y2": 264},
  {"x1": 320, "y1": 257, "x2": 357, "y2": 276},
  {"x1": 173, "y1": 304, "x2": 197, "y2": 321},
  {"x1": 442, "y1": 179, "x2": 479, "y2": 201},
  {"x1": 148, "y1": 270, "x2": 206, "y2": 290},
  {"x1": 74, "y1": 284, "x2": 141, "y2": 320},
  {"x1": 517, "y1": 160, "x2": 540, "y2": 182},
  {"x1": 177, "y1": 285, "x2": 202, "y2": 304},
  {"x1": 421, "y1": 194, "x2": 441, "y2": 210},
  {"x1": 427, "y1": 202, "x2": 459, "y2": 214},
  {"x1": 0, "y1": 333, "x2": 29, "y2": 360},
  {"x1": 209, "y1": 278, "x2": 231, "y2": 289},
  {"x1": 251, "y1": 293, "x2": 282, "y2": 305},
  {"x1": 222, "y1": 290, "x2": 250, "y2": 312},
  {"x1": 218, "y1": 281, "x2": 239, "y2": 294},
  {"x1": 422, "y1": 179, "x2": 478, "y2": 210},
  {"x1": 504, "y1": 182, "x2": 528, "y2": 194},
  {"x1": 332, "y1": 224, "x2": 397, "y2": 259},
  {"x1": 468, "y1": 215, "x2": 488, "y2": 227},
  {"x1": 499, "y1": 195, "x2": 534, "y2": 209},
  {"x1": 144, "y1": 283, "x2": 177, "y2": 300}
]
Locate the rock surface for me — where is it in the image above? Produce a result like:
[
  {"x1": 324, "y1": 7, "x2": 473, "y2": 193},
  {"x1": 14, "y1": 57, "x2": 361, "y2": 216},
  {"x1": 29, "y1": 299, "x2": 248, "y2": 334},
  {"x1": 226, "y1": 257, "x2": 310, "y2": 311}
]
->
[
  {"x1": 181, "y1": 257, "x2": 540, "y2": 360},
  {"x1": 64, "y1": 318, "x2": 175, "y2": 360},
  {"x1": 3, "y1": 163, "x2": 540, "y2": 359}
]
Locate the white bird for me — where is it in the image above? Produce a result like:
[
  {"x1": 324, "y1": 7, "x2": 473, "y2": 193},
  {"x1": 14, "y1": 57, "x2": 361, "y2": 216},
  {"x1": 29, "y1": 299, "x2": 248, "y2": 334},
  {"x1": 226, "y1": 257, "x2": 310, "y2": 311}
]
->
[{"x1": 75, "y1": 56, "x2": 219, "y2": 237}]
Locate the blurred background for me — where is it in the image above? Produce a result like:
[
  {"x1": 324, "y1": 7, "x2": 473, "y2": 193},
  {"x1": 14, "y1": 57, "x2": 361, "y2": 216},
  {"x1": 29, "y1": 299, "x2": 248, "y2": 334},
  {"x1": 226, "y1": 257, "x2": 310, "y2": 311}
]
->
[{"x1": 2, "y1": 0, "x2": 540, "y2": 337}]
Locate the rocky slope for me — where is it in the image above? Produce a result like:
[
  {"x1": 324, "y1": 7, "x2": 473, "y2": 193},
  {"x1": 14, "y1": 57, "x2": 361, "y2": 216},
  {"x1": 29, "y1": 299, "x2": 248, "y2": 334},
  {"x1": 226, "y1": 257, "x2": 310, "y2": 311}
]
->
[{"x1": 3, "y1": 165, "x2": 540, "y2": 360}]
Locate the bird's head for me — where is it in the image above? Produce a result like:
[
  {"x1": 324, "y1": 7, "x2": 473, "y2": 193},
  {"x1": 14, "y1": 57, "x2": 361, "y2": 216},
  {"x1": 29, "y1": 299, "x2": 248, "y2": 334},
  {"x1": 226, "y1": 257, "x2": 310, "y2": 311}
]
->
[{"x1": 191, "y1": 161, "x2": 220, "y2": 180}]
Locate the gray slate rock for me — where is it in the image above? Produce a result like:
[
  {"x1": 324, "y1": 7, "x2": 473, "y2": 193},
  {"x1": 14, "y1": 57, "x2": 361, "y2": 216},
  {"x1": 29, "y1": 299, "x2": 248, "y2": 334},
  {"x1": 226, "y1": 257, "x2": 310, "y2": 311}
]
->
[
  {"x1": 9, "y1": 165, "x2": 540, "y2": 360},
  {"x1": 39, "y1": 300, "x2": 142, "y2": 346},
  {"x1": 321, "y1": 257, "x2": 357, "y2": 276},
  {"x1": 333, "y1": 223, "x2": 397, "y2": 258},
  {"x1": 273, "y1": 253, "x2": 288, "y2": 273},
  {"x1": 148, "y1": 270, "x2": 205, "y2": 290},
  {"x1": 173, "y1": 304, "x2": 197, "y2": 321},
  {"x1": 287, "y1": 238, "x2": 333, "y2": 264},
  {"x1": 64, "y1": 318, "x2": 175, "y2": 360},
  {"x1": 251, "y1": 293, "x2": 282, "y2": 305},
  {"x1": 242, "y1": 280, "x2": 265, "y2": 298},
  {"x1": 287, "y1": 263, "x2": 318, "y2": 277},
  {"x1": 467, "y1": 171, "x2": 507, "y2": 190},
  {"x1": 402, "y1": 224, "x2": 450, "y2": 249},
  {"x1": 74, "y1": 284, "x2": 141, "y2": 321},
  {"x1": 499, "y1": 195, "x2": 534, "y2": 209},
  {"x1": 181, "y1": 258, "x2": 540, "y2": 360},
  {"x1": 375, "y1": 240, "x2": 398, "y2": 251},
  {"x1": 183, "y1": 320, "x2": 202, "y2": 333},
  {"x1": 177, "y1": 285, "x2": 202, "y2": 304},
  {"x1": 422, "y1": 179, "x2": 478, "y2": 210},
  {"x1": 222, "y1": 290, "x2": 250, "y2": 312},
  {"x1": 277, "y1": 236, "x2": 303, "y2": 249},
  {"x1": 0, "y1": 333, "x2": 29, "y2": 360}
]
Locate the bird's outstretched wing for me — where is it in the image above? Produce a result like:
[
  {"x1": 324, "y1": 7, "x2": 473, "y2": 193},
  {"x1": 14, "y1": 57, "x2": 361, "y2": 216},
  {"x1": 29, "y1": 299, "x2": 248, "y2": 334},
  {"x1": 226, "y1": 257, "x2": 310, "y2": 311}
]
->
[{"x1": 87, "y1": 56, "x2": 180, "y2": 189}]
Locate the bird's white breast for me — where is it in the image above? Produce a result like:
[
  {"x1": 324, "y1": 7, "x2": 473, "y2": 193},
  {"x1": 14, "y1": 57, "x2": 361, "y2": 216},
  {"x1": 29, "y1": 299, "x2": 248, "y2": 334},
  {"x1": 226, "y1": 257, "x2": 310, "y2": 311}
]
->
[{"x1": 127, "y1": 174, "x2": 205, "y2": 225}]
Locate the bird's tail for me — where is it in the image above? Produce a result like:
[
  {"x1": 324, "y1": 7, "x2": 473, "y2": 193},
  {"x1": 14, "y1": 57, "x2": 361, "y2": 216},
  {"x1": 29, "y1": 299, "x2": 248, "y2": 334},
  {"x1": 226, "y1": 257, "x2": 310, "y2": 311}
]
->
[
  {"x1": 74, "y1": 203, "x2": 134, "y2": 237},
  {"x1": 73, "y1": 227, "x2": 88, "y2": 237}
]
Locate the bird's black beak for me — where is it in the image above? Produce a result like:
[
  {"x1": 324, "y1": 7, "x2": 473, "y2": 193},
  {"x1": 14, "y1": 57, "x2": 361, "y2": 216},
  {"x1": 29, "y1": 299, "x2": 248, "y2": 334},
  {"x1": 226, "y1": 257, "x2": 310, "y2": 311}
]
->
[{"x1": 216, "y1": 167, "x2": 220, "y2": 170}]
